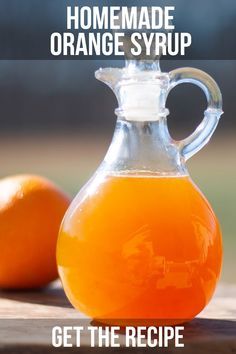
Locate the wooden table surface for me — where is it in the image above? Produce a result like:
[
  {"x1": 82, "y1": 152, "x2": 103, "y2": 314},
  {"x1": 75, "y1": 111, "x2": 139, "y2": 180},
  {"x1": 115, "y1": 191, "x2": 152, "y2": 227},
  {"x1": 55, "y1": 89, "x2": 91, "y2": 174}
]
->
[{"x1": 0, "y1": 282, "x2": 235, "y2": 353}]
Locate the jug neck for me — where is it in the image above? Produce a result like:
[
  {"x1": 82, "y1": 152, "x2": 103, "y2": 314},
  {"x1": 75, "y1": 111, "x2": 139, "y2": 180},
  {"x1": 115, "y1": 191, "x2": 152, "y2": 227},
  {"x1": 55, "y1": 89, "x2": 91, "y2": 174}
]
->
[{"x1": 99, "y1": 117, "x2": 187, "y2": 177}]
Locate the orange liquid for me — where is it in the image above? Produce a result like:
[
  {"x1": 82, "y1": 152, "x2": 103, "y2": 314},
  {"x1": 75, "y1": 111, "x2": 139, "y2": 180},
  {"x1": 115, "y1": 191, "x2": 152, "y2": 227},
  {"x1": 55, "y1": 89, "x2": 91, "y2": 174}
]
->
[{"x1": 57, "y1": 175, "x2": 222, "y2": 325}]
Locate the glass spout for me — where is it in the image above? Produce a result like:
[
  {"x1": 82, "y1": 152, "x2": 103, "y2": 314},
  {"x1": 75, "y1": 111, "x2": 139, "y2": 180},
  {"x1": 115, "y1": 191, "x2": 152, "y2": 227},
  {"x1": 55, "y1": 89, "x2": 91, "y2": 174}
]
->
[
  {"x1": 95, "y1": 63, "x2": 169, "y2": 123},
  {"x1": 95, "y1": 7, "x2": 170, "y2": 121}
]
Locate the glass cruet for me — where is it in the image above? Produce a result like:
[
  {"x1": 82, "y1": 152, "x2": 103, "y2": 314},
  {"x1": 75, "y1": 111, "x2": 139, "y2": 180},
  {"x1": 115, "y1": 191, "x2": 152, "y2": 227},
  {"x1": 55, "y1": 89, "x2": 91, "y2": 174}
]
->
[{"x1": 57, "y1": 44, "x2": 223, "y2": 325}]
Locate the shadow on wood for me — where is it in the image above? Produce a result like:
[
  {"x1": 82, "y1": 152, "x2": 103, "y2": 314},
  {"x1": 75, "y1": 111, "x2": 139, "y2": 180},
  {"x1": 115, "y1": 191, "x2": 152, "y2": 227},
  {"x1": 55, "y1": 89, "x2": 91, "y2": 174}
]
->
[{"x1": 0, "y1": 286, "x2": 72, "y2": 309}]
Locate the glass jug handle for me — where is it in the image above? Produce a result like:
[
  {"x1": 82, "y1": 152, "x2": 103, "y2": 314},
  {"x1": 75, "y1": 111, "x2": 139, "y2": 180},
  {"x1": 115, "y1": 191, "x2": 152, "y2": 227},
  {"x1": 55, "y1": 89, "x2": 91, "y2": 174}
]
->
[{"x1": 167, "y1": 68, "x2": 223, "y2": 160}]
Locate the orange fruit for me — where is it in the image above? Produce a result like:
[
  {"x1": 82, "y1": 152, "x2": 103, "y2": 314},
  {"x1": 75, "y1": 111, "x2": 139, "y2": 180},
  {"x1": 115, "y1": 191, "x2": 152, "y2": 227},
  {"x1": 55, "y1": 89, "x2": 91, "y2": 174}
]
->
[{"x1": 0, "y1": 175, "x2": 70, "y2": 289}]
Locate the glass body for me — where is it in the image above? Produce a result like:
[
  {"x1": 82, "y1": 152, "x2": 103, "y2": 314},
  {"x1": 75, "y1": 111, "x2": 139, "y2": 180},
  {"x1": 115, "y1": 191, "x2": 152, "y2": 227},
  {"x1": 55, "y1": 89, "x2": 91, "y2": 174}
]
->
[{"x1": 57, "y1": 117, "x2": 223, "y2": 325}]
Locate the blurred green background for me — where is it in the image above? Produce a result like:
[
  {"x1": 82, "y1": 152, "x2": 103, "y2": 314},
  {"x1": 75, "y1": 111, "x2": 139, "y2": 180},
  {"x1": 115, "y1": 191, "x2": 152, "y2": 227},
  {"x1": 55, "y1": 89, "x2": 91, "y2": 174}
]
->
[{"x1": 0, "y1": 130, "x2": 234, "y2": 283}]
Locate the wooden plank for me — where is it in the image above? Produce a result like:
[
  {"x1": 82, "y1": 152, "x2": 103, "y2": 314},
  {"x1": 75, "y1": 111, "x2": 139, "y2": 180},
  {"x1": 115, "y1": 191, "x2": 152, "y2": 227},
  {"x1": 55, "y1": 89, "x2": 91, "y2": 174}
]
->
[{"x1": 0, "y1": 282, "x2": 235, "y2": 353}]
